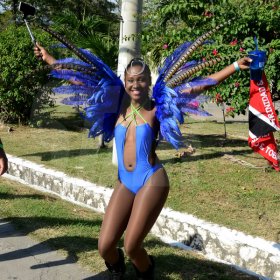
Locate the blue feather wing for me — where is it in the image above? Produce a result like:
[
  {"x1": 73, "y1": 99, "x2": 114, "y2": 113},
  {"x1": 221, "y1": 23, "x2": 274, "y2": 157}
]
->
[
  {"x1": 153, "y1": 75, "x2": 185, "y2": 150},
  {"x1": 50, "y1": 50, "x2": 124, "y2": 142},
  {"x1": 153, "y1": 72, "x2": 218, "y2": 150}
]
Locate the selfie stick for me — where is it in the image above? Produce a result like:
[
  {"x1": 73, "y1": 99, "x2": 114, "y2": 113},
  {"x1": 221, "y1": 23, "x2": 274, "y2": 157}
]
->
[{"x1": 18, "y1": 2, "x2": 36, "y2": 45}]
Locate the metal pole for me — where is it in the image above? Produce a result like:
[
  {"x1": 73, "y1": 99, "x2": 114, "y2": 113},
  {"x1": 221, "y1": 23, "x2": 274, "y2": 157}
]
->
[{"x1": 112, "y1": 0, "x2": 143, "y2": 165}]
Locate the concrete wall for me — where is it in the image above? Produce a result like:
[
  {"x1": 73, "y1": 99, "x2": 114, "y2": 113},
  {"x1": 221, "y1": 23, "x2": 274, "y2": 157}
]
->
[{"x1": 4, "y1": 154, "x2": 280, "y2": 280}]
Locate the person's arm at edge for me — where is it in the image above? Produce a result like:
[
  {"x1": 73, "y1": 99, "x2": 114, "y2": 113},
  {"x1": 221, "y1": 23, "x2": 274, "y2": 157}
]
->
[{"x1": 0, "y1": 138, "x2": 8, "y2": 176}]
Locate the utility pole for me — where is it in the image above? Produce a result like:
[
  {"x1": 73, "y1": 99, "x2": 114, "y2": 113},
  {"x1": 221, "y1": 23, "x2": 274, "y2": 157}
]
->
[{"x1": 112, "y1": 0, "x2": 143, "y2": 165}]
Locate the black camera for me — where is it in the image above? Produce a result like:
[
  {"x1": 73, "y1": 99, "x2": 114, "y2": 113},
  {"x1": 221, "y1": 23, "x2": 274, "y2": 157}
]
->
[{"x1": 18, "y1": 2, "x2": 35, "y2": 18}]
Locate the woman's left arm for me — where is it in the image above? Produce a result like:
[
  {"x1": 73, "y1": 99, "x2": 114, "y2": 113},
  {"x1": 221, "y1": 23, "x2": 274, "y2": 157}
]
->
[
  {"x1": 181, "y1": 57, "x2": 252, "y2": 94},
  {"x1": 208, "y1": 57, "x2": 252, "y2": 83}
]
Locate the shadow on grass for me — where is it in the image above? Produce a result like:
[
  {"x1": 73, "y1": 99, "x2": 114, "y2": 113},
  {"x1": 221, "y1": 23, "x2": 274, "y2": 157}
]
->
[
  {"x1": 0, "y1": 192, "x2": 46, "y2": 201},
  {"x1": 20, "y1": 147, "x2": 112, "y2": 161},
  {"x1": 0, "y1": 181, "x2": 261, "y2": 279},
  {"x1": 37, "y1": 106, "x2": 88, "y2": 132},
  {"x1": 142, "y1": 240, "x2": 259, "y2": 280},
  {"x1": 161, "y1": 148, "x2": 253, "y2": 165},
  {"x1": 0, "y1": 216, "x2": 102, "y2": 238},
  {"x1": 158, "y1": 134, "x2": 248, "y2": 152},
  {"x1": 186, "y1": 133, "x2": 248, "y2": 148}
]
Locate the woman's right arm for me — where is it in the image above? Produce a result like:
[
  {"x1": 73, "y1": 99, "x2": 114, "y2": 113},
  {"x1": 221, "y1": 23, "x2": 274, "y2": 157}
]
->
[
  {"x1": 34, "y1": 43, "x2": 84, "y2": 85},
  {"x1": 34, "y1": 43, "x2": 56, "y2": 65}
]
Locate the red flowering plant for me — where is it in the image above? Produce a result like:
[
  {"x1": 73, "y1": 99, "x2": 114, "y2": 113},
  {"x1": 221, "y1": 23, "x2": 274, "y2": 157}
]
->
[
  {"x1": 203, "y1": 10, "x2": 213, "y2": 17},
  {"x1": 214, "y1": 93, "x2": 223, "y2": 105},
  {"x1": 225, "y1": 106, "x2": 236, "y2": 117},
  {"x1": 212, "y1": 49, "x2": 218, "y2": 56},
  {"x1": 230, "y1": 38, "x2": 238, "y2": 46}
]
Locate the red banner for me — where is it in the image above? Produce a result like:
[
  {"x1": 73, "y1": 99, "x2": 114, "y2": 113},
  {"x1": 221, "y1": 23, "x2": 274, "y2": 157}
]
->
[{"x1": 248, "y1": 73, "x2": 280, "y2": 170}]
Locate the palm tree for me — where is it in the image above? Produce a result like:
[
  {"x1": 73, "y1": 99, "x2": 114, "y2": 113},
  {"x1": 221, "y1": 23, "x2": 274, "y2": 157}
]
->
[{"x1": 51, "y1": 10, "x2": 119, "y2": 68}]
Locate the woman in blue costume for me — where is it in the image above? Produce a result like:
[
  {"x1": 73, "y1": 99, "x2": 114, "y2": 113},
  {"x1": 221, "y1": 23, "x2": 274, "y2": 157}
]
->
[{"x1": 34, "y1": 41, "x2": 251, "y2": 279}]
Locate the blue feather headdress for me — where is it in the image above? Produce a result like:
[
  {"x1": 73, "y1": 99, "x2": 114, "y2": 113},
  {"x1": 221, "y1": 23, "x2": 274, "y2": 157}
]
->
[
  {"x1": 40, "y1": 25, "x2": 125, "y2": 142},
  {"x1": 153, "y1": 20, "x2": 232, "y2": 149}
]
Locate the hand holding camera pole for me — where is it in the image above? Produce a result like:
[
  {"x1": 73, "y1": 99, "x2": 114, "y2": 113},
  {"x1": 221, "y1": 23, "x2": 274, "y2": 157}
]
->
[
  {"x1": 18, "y1": 2, "x2": 42, "y2": 60},
  {"x1": 34, "y1": 42, "x2": 56, "y2": 64}
]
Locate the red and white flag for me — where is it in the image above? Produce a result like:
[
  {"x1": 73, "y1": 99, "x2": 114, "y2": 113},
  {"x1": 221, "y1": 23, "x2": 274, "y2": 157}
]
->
[{"x1": 248, "y1": 72, "x2": 280, "y2": 170}]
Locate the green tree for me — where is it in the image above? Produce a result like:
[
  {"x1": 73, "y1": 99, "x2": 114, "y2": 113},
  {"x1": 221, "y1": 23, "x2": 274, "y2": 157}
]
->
[{"x1": 0, "y1": 25, "x2": 54, "y2": 123}]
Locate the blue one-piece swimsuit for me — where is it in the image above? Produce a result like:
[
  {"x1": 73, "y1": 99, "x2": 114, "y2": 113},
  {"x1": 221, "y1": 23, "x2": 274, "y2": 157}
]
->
[{"x1": 114, "y1": 119, "x2": 163, "y2": 194}]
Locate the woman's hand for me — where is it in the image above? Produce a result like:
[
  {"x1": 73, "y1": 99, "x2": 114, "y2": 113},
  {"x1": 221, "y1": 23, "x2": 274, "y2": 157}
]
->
[
  {"x1": 34, "y1": 43, "x2": 56, "y2": 65},
  {"x1": 236, "y1": 57, "x2": 252, "y2": 71}
]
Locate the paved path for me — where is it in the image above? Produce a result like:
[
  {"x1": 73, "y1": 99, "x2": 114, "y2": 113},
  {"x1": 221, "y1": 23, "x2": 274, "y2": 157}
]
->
[{"x1": 0, "y1": 219, "x2": 108, "y2": 280}]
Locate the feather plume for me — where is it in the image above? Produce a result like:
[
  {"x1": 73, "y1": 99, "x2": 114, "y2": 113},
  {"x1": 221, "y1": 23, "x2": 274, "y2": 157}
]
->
[
  {"x1": 164, "y1": 19, "x2": 232, "y2": 82},
  {"x1": 53, "y1": 85, "x2": 97, "y2": 96},
  {"x1": 160, "y1": 41, "x2": 192, "y2": 75},
  {"x1": 153, "y1": 75, "x2": 186, "y2": 149},
  {"x1": 160, "y1": 40, "x2": 213, "y2": 78},
  {"x1": 60, "y1": 95, "x2": 89, "y2": 106},
  {"x1": 166, "y1": 57, "x2": 223, "y2": 88},
  {"x1": 40, "y1": 25, "x2": 99, "y2": 67}
]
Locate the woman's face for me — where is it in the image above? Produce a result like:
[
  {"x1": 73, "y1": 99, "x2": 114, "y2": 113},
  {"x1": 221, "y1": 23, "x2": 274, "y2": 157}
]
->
[{"x1": 125, "y1": 65, "x2": 151, "y2": 103}]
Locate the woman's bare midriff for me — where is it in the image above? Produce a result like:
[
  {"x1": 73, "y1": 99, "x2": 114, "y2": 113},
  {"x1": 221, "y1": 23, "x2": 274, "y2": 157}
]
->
[
  {"x1": 123, "y1": 123, "x2": 158, "y2": 171},
  {"x1": 123, "y1": 125, "x2": 137, "y2": 171}
]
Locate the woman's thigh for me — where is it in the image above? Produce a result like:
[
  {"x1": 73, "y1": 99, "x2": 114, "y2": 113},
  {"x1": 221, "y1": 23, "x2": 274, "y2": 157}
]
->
[
  {"x1": 124, "y1": 168, "x2": 170, "y2": 248},
  {"x1": 99, "y1": 181, "x2": 135, "y2": 247}
]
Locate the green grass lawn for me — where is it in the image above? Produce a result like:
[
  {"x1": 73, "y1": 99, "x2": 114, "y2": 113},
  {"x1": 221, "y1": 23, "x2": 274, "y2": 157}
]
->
[
  {"x1": 1, "y1": 103, "x2": 280, "y2": 243},
  {"x1": 0, "y1": 178, "x2": 259, "y2": 280}
]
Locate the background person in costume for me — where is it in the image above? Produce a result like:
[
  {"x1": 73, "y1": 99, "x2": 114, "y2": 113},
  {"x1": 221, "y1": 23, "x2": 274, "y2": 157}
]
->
[
  {"x1": 0, "y1": 138, "x2": 8, "y2": 175},
  {"x1": 33, "y1": 22, "x2": 251, "y2": 278}
]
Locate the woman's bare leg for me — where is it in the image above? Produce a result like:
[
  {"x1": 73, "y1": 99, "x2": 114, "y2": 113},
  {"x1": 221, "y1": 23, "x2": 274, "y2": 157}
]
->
[
  {"x1": 98, "y1": 181, "x2": 135, "y2": 264},
  {"x1": 124, "y1": 168, "x2": 169, "y2": 271}
]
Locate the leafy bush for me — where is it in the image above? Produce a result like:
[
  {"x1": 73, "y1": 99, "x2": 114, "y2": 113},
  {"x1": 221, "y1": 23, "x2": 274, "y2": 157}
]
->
[
  {"x1": 0, "y1": 25, "x2": 54, "y2": 124},
  {"x1": 142, "y1": 0, "x2": 280, "y2": 115}
]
